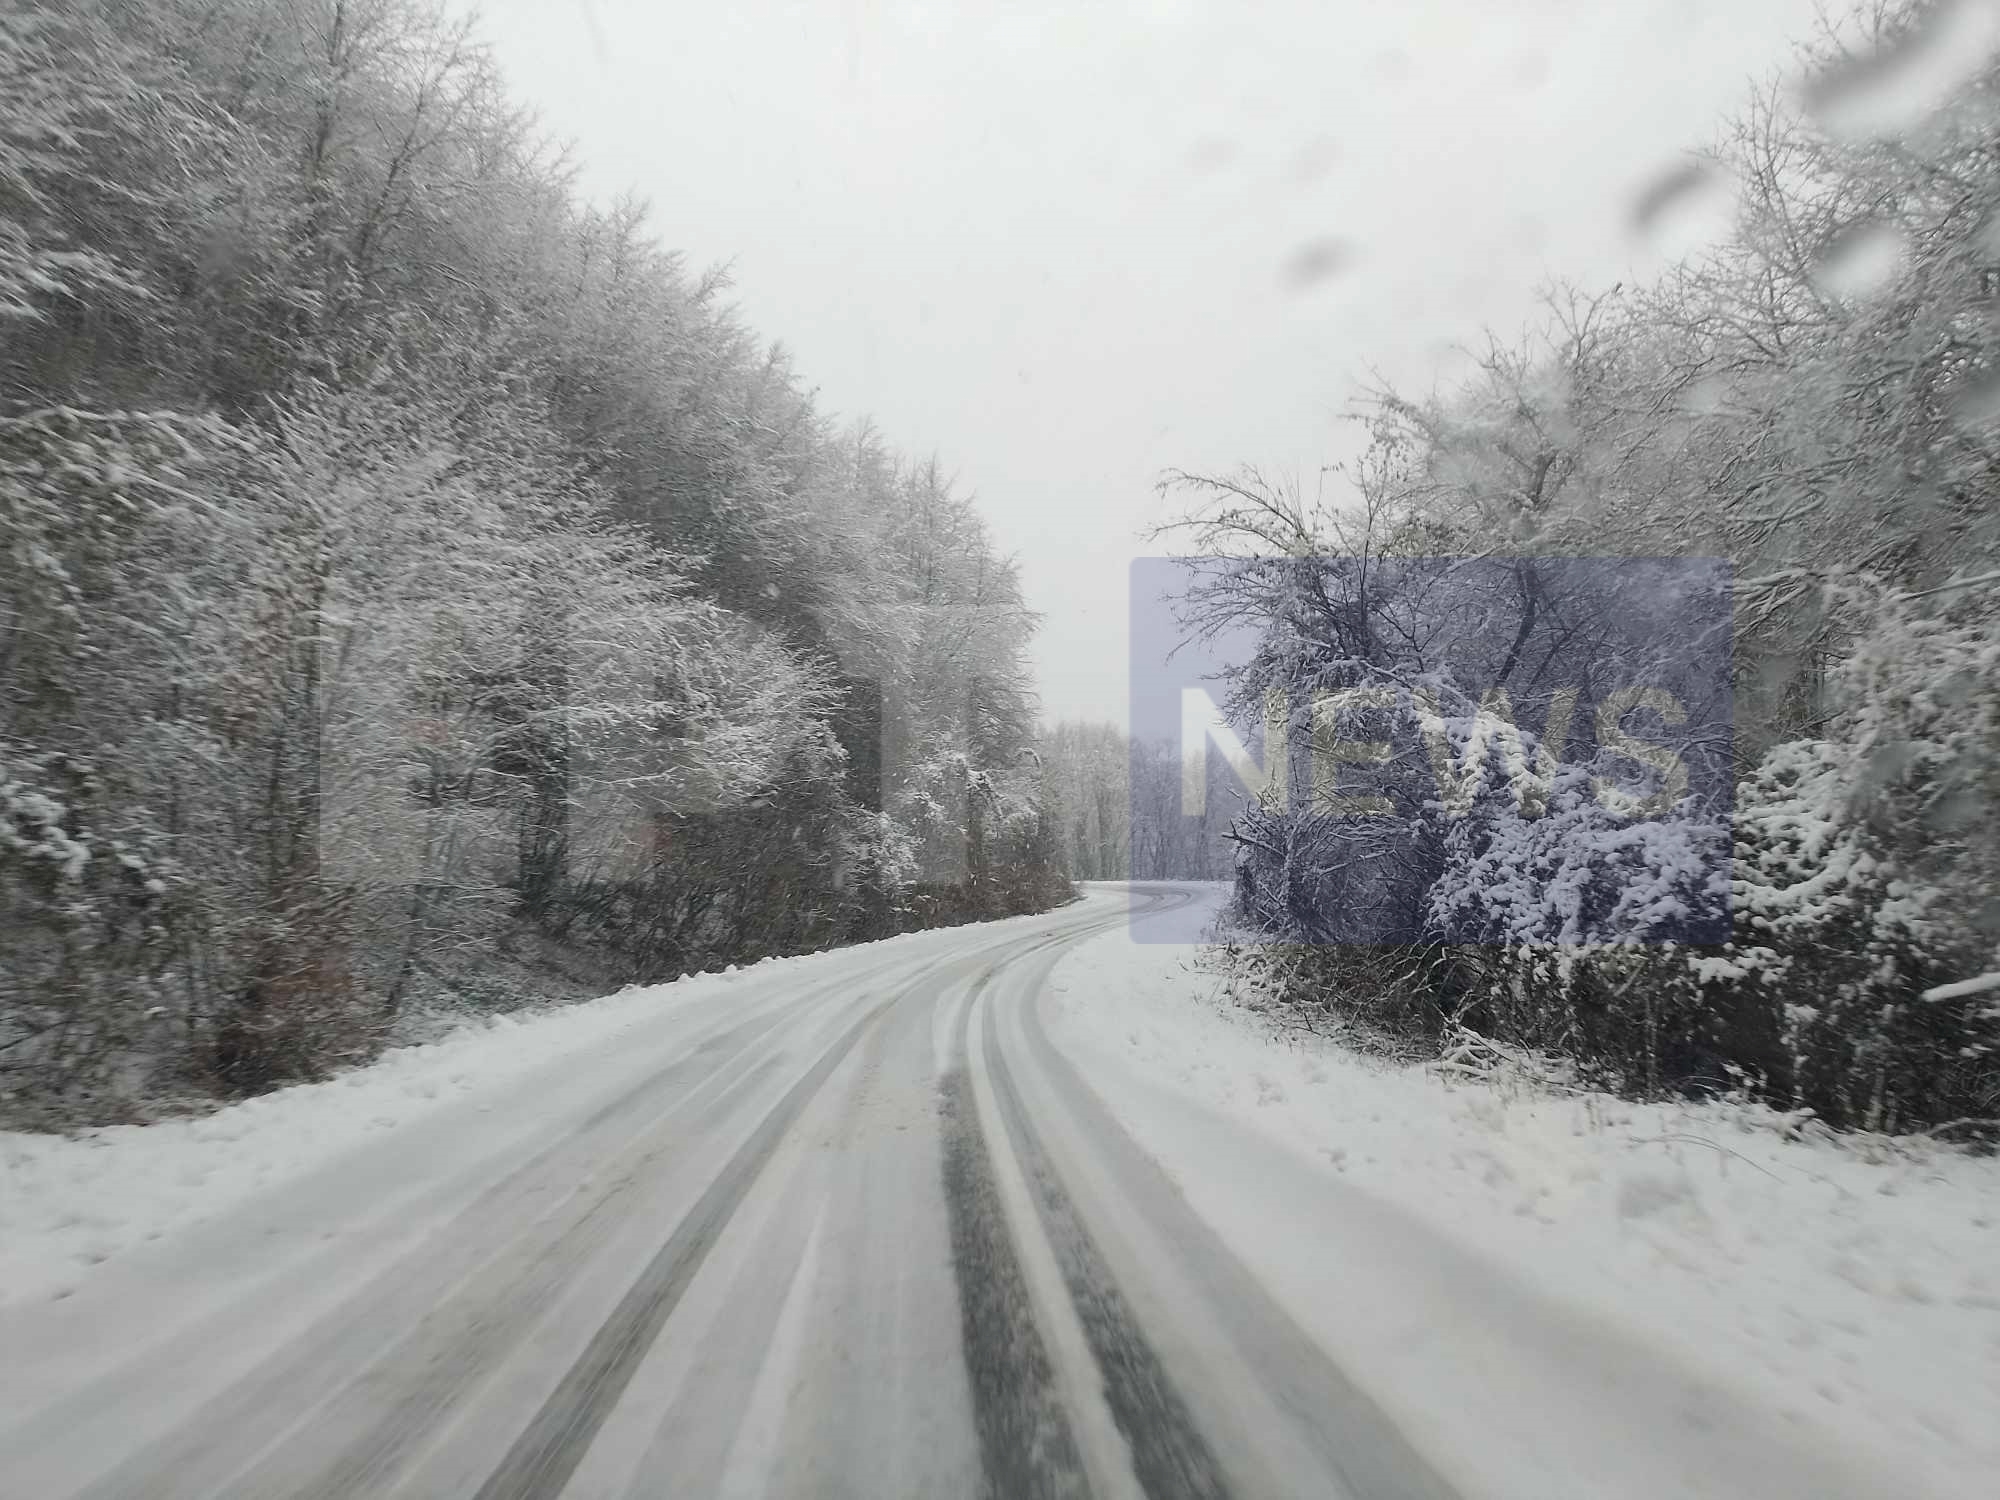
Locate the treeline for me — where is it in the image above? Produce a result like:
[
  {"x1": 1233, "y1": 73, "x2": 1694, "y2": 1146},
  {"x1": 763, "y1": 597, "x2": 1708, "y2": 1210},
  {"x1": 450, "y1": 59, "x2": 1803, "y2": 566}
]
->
[
  {"x1": 0, "y1": 0, "x2": 1065, "y2": 1128},
  {"x1": 1038, "y1": 721, "x2": 1232, "y2": 881},
  {"x1": 1177, "y1": 0, "x2": 2000, "y2": 1135}
]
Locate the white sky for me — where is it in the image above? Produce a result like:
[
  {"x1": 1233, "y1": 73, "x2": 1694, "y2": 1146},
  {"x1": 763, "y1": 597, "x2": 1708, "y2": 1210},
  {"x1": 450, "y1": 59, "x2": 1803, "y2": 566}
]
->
[{"x1": 466, "y1": 0, "x2": 1830, "y2": 726}]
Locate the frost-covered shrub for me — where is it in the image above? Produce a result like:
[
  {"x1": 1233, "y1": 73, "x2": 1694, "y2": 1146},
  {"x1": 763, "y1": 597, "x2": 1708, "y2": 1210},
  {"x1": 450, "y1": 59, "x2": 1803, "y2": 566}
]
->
[
  {"x1": 1419, "y1": 755, "x2": 1737, "y2": 1095},
  {"x1": 1695, "y1": 592, "x2": 2000, "y2": 1130},
  {"x1": 1229, "y1": 689, "x2": 1729, "y2": 1070},
  {"x1": 1224, "y1": 600, "x2": 2000, "y2": 1130},
  {"x1": 1446, "y1": 588, "x2": 2000, "y2": 1129},
  {"x1": 0, "y1": 744, "x2": 181, "y2": 1123},
  {"x1": 1427, "y1": 761, "x2": 1729, "y2": 947}
]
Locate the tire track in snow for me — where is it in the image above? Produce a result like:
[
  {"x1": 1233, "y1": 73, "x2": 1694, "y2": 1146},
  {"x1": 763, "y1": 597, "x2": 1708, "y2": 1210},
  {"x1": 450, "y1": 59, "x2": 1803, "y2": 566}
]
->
[
  {"x1": 935, "y1": 899, "x2": 1193, "y2": 1500},
  {"x1": 1008, "y1": 960, "x2": 1462, "y2": 1500},
  {"x1": 67, "y1": 997, "x2": 814, "y2": 1500},
  {"x1": 468, "y1": 986, "x2": 905, "y2": 1500},
  {"x1": 979, "y1": 980, "x2": 1233, "y2": 1500},
  {"x1": 940, "y1": 1043, "x2": 1094, "y2": 1500}
]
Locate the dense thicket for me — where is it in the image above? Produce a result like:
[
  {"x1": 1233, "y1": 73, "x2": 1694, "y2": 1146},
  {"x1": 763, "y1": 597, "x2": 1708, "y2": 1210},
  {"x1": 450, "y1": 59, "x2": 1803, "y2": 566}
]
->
[
  {"x1": 1178, "y1": 0, "x2": 2000, "y2": 1134},
  {"x1": 0, "y1": 0, "x2": 1064, "y2": 1126}
]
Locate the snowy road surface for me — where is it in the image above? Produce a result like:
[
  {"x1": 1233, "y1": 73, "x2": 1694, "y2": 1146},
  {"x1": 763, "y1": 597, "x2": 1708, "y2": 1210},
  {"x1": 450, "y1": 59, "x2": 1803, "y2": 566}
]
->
[{"x1": 0, "y1": 887, "x2": 1922, "y2": 1499}]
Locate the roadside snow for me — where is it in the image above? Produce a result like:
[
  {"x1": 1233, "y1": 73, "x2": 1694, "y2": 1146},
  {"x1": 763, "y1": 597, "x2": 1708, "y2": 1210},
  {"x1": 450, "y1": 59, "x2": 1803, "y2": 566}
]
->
[
  {"x1": 0, "y1": 900, "x2": 1106, "y2": 1312},
  {"x1": 0, "y1": 974, "x2": 736, "y2": 1310},
  {"x1": 9, "y1": 883, "x2": 1992, "y2": 1498},
  {"x1": 1046, "y1": 885, "x2": 2000, "y2": 1500}
]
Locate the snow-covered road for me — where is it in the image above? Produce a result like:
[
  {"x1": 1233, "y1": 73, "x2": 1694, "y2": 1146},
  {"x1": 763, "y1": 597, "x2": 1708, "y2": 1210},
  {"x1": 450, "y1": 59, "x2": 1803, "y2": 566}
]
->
[{"x1": 0, "y1": 886, "x2": 1951, "y2": 1499}]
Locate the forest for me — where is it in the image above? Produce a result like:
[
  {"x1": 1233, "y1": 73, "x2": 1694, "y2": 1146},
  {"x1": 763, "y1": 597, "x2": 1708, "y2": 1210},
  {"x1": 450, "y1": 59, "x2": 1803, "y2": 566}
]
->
[
  {"x1": 0, "y1": 0, "x2": 1068, "y2": 1127},
  {"x1": 1037, "y1": 721, "x2": 1234, "y2": 884},
  {"x1": 9, "y1": 0, "x2": 1996, "y2": 1146},
  {"x1": 1166, "y1": 1, "x2": 2000, "y2": 1136}
]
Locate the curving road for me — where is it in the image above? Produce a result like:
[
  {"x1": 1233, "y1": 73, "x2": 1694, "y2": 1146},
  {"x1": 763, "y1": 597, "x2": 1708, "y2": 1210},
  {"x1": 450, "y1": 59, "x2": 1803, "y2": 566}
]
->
[
  {"x1": 0, "y1": 885, "x2": 1913, "y2": 1500},
  {"x1": 0, "y1": 886, "x2": 1454, "y2": 1499}
]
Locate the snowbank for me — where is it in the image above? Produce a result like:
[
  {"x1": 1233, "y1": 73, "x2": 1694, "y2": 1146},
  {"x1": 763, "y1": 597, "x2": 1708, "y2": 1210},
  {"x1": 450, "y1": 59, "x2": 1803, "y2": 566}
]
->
[{"x1": 1044, "y1": 888, "x2": 2000, "y2": 1500}]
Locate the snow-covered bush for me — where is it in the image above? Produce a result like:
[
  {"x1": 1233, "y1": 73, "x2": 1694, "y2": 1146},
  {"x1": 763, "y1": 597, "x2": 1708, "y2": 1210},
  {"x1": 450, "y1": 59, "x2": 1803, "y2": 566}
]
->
[
  {"x1": 1447, "y1": 588, "x2": 2000, "y2": 1128},
  {"x1": 1428, "y1": 761, "x2": 1729, "y2": 949},
  {"x1": 1209, "y1": 573, "x2": 1999, "y2": 1129},
  {"x1": 1694, "y1": 587, "x2": 2000, "y2": 1131},
  {"x1": 0, "y1": 744, "x2": 180, "y2": 1123},
  {"x1": 1168, "y1": 0, "x2": 2000, "y2": 1136},
  {"x1": 1418, "y1": 749, "x2": 1736, "y2": 1096}
]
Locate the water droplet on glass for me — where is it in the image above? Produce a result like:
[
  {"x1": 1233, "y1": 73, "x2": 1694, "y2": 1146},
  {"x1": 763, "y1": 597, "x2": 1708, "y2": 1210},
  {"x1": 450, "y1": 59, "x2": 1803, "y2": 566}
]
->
[
  {"x1": 1291, "y1": 136, "x2": 1341, "y2": 185},
  {"x1": 1629, "y1": 159, "x2": 1735, "y2": 258},
  {"x1": 1810, "y1": 220, "x2": 1907, "y2": 301},
  {"x1": 1952, "y1": 369, "x2": 2000, "y2": 430},
  {"x1": 1679, "y1": 372, "x2": 1734, "y2": 417},
  {"x1": 1184, "y1": 136, "x2": 1238, "y2": 176},
  {"x1": 1279, "y1": 238, "x2": 1354, "y2": 292},
  {"x1": 1798, "y1": 0, "x2": 2000, "y2": 141},
  {"x1": 1970, "y1": 207, "x2": 2000, "y2": 261}
]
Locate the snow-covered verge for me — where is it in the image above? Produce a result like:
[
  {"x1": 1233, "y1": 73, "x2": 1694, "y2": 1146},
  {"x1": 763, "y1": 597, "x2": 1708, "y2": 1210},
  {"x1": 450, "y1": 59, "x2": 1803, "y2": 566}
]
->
[
  {"x1": 0, "y1": 977, "x2": 720, "y2": 1311},
  {"x1": 0, "y1": 897, "x2": 1100, "y2": 1312},
  {"x1": 1046, "y1": 886, "x2": 2000, "y2": 1500}
]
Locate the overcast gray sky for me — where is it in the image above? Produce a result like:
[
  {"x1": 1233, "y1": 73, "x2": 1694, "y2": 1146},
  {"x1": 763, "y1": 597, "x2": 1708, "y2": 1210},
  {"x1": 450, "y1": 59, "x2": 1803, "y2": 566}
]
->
[{"x1": 468, "y1": 0, "x2": 1829, "y2": 726}]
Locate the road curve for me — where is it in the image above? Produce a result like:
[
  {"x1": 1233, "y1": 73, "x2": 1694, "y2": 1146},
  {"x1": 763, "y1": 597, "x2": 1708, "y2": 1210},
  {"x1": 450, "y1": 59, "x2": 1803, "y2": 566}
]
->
[{"x1": 0, "y1": 885, "x2": 1463, "y2": 1500}]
